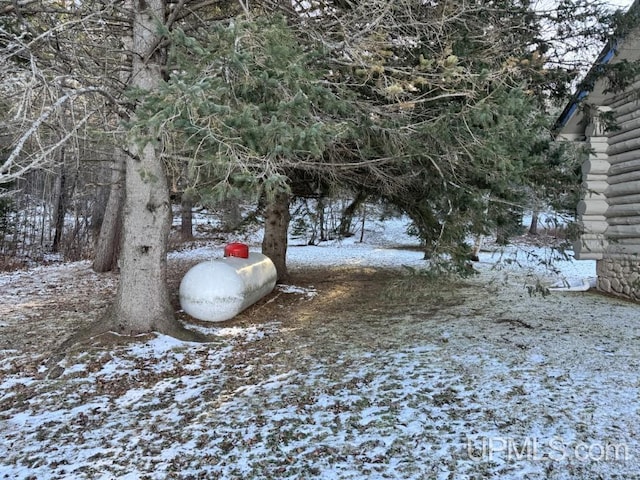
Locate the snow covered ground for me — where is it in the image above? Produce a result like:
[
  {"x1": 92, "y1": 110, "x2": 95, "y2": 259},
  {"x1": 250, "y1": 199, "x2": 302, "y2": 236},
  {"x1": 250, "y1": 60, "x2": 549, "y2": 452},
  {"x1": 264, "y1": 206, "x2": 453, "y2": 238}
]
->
[{"x1": 1, "y1": 215, "x2": 639, "y2": 479}]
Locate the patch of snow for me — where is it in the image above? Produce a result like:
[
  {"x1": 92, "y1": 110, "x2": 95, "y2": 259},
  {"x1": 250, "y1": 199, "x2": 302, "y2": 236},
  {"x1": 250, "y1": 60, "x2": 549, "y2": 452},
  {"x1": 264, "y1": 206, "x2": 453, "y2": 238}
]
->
[
  {"x1": 277, "y1": 284, "x2": 318, "y2": 297},
  {"x1": 549, "y1": 277, "x2": 598, "y2": 291}
]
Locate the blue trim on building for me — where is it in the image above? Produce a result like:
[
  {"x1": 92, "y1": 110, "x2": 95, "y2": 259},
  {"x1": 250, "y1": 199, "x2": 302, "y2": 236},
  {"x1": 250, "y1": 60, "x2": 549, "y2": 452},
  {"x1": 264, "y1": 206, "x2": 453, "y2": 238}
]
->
[
  {"x1": 554, "y1": 0, "x2": 640, "y2": 134},
  {"x1": 553, "y1": 40, "x2": 619, "y2": 133}
]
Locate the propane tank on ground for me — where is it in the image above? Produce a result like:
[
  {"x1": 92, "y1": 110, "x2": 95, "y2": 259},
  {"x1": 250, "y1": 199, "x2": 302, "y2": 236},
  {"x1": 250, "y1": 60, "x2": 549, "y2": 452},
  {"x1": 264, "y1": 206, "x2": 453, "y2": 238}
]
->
[{"x1": 179, "y1": 246, "x2": 277, "y2": 322}]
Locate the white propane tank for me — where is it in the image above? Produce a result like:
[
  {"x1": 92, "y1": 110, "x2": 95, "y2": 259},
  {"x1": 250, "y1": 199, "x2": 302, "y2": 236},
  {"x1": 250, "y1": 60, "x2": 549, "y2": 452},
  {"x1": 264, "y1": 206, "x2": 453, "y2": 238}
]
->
[{"x1": 179, "y1": 252, "x2": 277, "y2": 322}]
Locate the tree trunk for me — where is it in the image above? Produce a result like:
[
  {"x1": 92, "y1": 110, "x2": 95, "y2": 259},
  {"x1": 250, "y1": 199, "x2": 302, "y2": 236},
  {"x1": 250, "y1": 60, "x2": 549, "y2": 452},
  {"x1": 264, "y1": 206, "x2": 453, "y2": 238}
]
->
[
  {"x1": 262, "y1": 192, "x2": 290, "y2": 282},
  {"x1": 339, "y1": 191, "x2": 367, "y2": 237},
  {"x1": 180, "y1": 189, "x2": 194, "y2": 241},
  {"x1": 221, "y1": 198, "x2": 242, "y2": 232},
  {"x1": 359, "y1": 203, "x2": 366, "y2": 243},
  {"x1": 51, "y1": 158, "x2": 67, "y2": 253},
  {"x1": 92, "y1": 152, "x2": 125, "y2": 272},
  {"x1": 317, "y1": 196, "x2": 326, "y2": 241},
  {"x1": 528, "y1": 210, "x2": 539, "y2": 235},
  {"x1": 101, "y1": 0, "x2": 196, "y2": 340},
  {"x1": 109, "y1": 140, "x2": 178, "y2": 334}
]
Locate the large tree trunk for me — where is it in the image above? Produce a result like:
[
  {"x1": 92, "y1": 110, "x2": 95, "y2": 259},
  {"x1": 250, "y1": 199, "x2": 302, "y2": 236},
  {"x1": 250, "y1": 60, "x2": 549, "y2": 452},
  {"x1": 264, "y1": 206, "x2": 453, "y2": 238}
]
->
[
  {"x1": 92, "y1": 152, "x2": 125, "y2": 272},
  {"x1": 55, "y1": 0, "x2": 205, "y2": 348},
  {"x1": 110, "y1": 141, "x2": 178, "y2": 334},
  {"x1": 100, "y1": 0, "x2": 196, "y2": 340},
  {"x1": 262, "y1": 192, "x2": 290, "y2": 282}
]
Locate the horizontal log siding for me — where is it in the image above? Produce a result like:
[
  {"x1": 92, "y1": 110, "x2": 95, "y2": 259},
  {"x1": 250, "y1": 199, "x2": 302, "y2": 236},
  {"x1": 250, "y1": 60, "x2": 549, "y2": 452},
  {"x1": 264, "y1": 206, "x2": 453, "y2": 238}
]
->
[
  {"x1": 609, "y1": 158, "x2": 640, "y2": 175},
  {"x1": 605, "y1": 93, "x2": 640, "y2": 255},
  {"x1": 607, "y1": 193, "x2": 640, "y2": 205}
]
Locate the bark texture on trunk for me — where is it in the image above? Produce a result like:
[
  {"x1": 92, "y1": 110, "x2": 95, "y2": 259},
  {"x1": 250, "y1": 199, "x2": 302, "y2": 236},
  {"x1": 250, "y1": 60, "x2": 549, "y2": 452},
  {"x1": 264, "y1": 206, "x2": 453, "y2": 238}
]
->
[
  {"x1": 111, "y1": 141, "x2": 176, "y2": 334},
  {"x1": 93, "y1": 152, "x2": 125, "y2": 273},
  {"x1": 106, "y1": 0, "x2": 189, "y2": 338},
  {"x1": 262, "y1": 192, "x2": 290, "y2": 282}
]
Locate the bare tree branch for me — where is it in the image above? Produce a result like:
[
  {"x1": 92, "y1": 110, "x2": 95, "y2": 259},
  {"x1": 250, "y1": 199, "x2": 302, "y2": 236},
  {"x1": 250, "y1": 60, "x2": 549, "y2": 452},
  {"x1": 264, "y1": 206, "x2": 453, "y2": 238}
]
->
[{"x1": 1, "y1": 87, "x2": 105, "y2": 183}]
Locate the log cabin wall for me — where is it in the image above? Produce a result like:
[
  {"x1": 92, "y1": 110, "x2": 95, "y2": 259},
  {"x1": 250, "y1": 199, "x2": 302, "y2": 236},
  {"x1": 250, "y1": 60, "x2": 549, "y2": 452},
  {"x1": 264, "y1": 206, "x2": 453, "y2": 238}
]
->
[
  {"x1": 557, "y1": 4, "x2": 640, "y2": 302},
  {"x1": 591, "y1": 90, "x2": 640, "y2": 300}
]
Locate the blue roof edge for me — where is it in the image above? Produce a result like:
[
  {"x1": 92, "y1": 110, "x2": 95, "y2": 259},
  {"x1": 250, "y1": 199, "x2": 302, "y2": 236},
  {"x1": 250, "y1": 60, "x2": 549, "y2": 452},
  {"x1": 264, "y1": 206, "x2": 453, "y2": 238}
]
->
[
  {"x1": 552, "y1": 1, "x2": 640, "y2": 135},
  {"x1": 552, "y1": 39, "x2": 619, "y2": 135}
]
